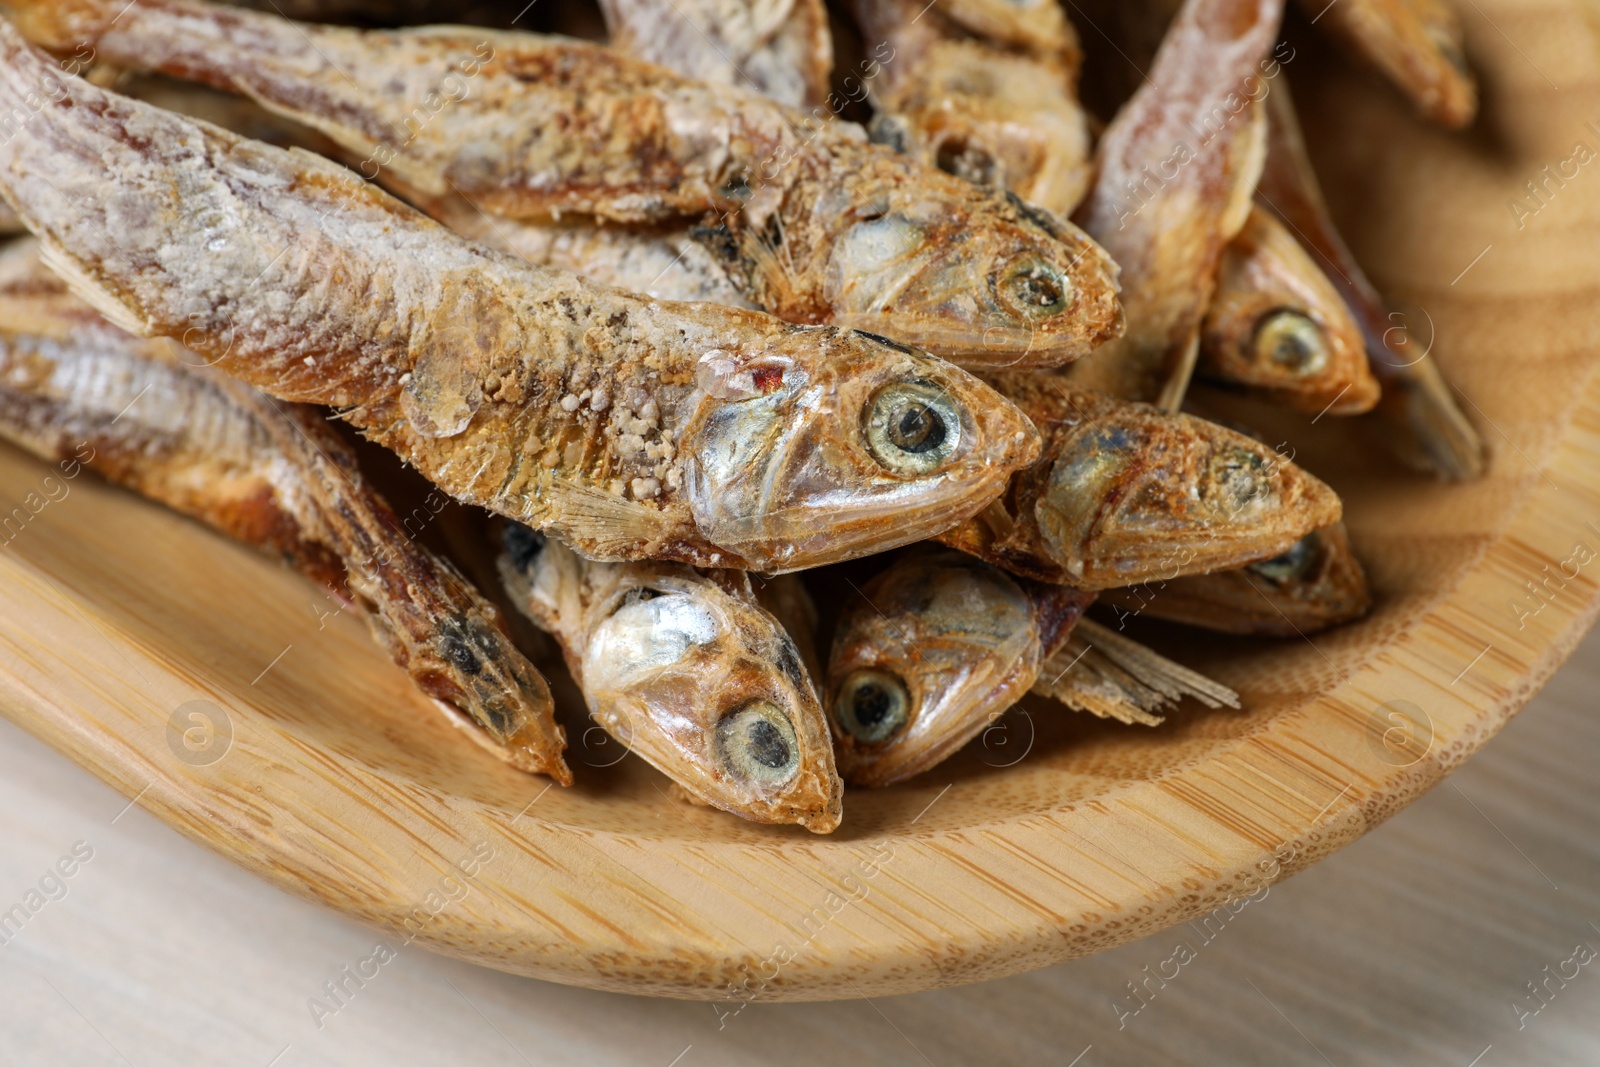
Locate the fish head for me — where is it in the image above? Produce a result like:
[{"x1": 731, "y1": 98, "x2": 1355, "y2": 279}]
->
[
  {"x1": 1200, "y1": 210, "x2": 1379, "y2": 415},
  {"x1": 820, "y1": 181, "x2": 1122, "y2": 367},
  {"x1": 680, "y1": 329, "x2": 1040, "y2": 571},
  {"x1": 1244, "y1": 522, "x2": 1372, "y2": 624},
  {"x1": 882, "y1": 41, "x2": 1092, "y2": 219},
  {"x1": 826, "y1": 551, "x2": 1040, "y2": 787},
  {"x1": 578, "y1": 566, "x2": 842, "y2": 832},
  {"x1": 1031, "y1": 393, "x2": 1343, "y2": 588}
]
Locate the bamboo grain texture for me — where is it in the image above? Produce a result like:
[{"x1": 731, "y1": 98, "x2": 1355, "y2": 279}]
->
[{"x1": 0, "y1": 0, "x2": 1598, "y2": 1000}]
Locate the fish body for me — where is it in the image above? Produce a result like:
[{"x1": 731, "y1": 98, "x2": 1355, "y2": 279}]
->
[
  {"x1": 1199, "y1": 204, "x2": 1379, "y2": 414},
  {"x1": 1101, "y1": 522, "x2": 1372, "y2": 634},
  {"x1": 1259, "y1": 83, "x2": 1484, "y2": 479},
  {"x1": 826, "y1": 548, "x2": 1093, "y2": 786},
  {"x1": 597, "y1": 0, "x2": 832, "y2": 108},
  {"x1": 6, "y1": 0, "x2": 1123, "y2": 365},
  {"x1": 1297, "y1": 0, "x2": 1475, "y2": 127},
  {"x1": 500, "y1": 526, "x2": 842, "y2": 830},
  {"x1": 0, "y1": 26, "x2": 1043, "y2": 572},
  {"x1": 851, "y1": 0, "x2": 1092, "y2": 216},
  {"x1": 1069, "y1": 0, "x2": 1282, "y2": 409},
  {"x1": 937, "y1": 374, "x2": 1342, "y2": 589},
  {"x1": 0, "y1": 243, "x2": 568, "y2": 780}
]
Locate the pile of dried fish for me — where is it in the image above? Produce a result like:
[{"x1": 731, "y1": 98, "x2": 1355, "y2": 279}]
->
[{"x1": 0, "y1": 0, "x2": 1483, "y2": 831}]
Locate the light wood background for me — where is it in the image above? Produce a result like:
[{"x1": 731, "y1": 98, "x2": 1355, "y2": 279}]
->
[{"x1": 0, "y1": 624, "x2": 1594, "y2": 1066}]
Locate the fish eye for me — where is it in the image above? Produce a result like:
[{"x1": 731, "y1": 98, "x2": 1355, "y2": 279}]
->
[
  {"x1": 1248, "y1": 533, "x2": 1320, "y2": 583},
  {"x1": 1207, "y1": 447, "x2": 1271, "y2": 516},
  {"x1": 715, "y1": 701, "x2": 800, "y2": 786},
  {"x1": 996, "y1": 256, "x2": 1071, "y2": 320},
  {"x1": 501, "y1": 522, "x2": 546, "y2": 572},
  {"x1": 1425, "y1": 25, "x2": 1469, "y2": 74},
  {"x1": 864, "y1": 381, "x2": 963, "y2": 475},
  {"x1": 834, "y1": 670, "x2": 911, "y2": 744},
  {"x1": 1252, "y1": 309, "x2": 1329, "y2": 377},
  {"x1": 935, "y1": 135, "x2": 999, "y2": 188}
]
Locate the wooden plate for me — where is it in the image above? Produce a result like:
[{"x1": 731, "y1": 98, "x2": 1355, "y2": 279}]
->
[{"x1": 2, "y1": 0, "x2": 1599, "y2": 1001}]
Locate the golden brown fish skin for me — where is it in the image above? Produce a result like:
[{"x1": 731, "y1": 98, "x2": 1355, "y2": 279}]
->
[
  {"x1": 1068, "y1": 0, "x2": 1282, "y2": 409},
  {"x1": 0, "y1": 28, "x2": 1044, "y2": 571},
  {"x1": 499, "y1": 525, "x2": 842, "y2": 831},
  {"x1": 826, "y1": 547, "x2": 1094, "y2": 787},
  {"x1": 1100, "y1": 522, "x2": 1372, "y2": 635},
  {"x1": 1259, "y1": 83, "x2": 1484, "y2": 479},
  {"x1": 1298, "y1": 0, "x2": 1475, "y2": 128},
  {"x1": 0, "y1": 249, "x2": 570, "y2": 781},
  {"x1": 851, "y1": 0, "x2": 1092, "y2": 216},
  {"x1": 937, "y1": 374, "x2": 1343, "y2": 589},
  {"x1": 597, "y1": 0, "x2": 833, "y2": 109},
  {"x1": 5, "y1": 0, "x2": 1123, "y2": 366},
  {"x1": 1199, "y1": 204, "x2": 1380, "y2": 415}
]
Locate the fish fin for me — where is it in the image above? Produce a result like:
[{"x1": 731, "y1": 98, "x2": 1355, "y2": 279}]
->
[
  {"x1": 541, "y1": 477, "x2": 690, "y2": 561},
  {"x1": 36, "y1": 239, "x2": 148, "y2": 337},
  {"x1": 1034, "y1": 619, "x2": 1240, "y2": 724},
  {"x1": 1077, "y1": 619, "x2": 1240, "y2": 709},
  {"x1": 736, "y1": 217, "x2": 809, "y2": 314},
  {"x1": 1034, "y1": 633, "x2": 1167, "y2": 726}
]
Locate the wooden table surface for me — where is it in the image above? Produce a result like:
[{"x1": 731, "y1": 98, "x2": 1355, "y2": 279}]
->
[{"x1": 1, "y1": 620, "x2": 1597, "y2": 1067}]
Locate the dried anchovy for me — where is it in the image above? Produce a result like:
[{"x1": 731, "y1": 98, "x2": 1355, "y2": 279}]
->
[
  {"x1": 1068, "y1": 0, "x2": 1282, "y2": 409},
  {"x1": 1297, "y1": 0, "x2": 1475, "y2": 128},
  {"x1": 0, "y1": 244, "x2": 569, "y2": 780},
  {"x1": 1100, "y1": 522, "x2": 1372, "y2": 635},
  {"x1": 499, "y1": 524, "x2": 842, "y2": 830},
  {"x1": 936, "y1": 373, "x2": 1342, "y2": 589},
  {"x1": 7, "y1": 0, "x2": 1124, "y2": 365},
  {"x1": 597, "y1": 0, "x2": 833, "y2": 108},
  {"x1": 826, "y1": 547, "x2": 1094, "y2": 786},
  {"x1": 0, "y1": 26, "x2": 1043, "y2": 573},
  {"x1": 1198, "y1": 204, "x2": 1380, "y2": 415},
  {"x1": 851, "y1": 0, "x2": 1092, "y2": 216},
  {"x1": 1259, "y1": 81, "x2": 1485, "y2": 479}
]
